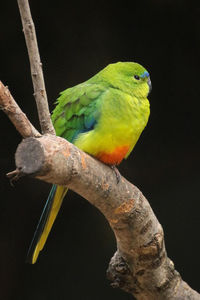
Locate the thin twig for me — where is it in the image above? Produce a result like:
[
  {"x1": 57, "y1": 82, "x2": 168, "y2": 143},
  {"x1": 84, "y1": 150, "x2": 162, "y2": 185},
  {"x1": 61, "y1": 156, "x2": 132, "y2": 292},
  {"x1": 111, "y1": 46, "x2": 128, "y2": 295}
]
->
[
  {"x1": 17, "y1": 0, "x2": 55, "y2": 135},
  {"x1": 0, "y1": 81, "x2": 40, "y2": 138},
  {"x1": 0, "y1": 2, "x2": 197, "y2": 299}
]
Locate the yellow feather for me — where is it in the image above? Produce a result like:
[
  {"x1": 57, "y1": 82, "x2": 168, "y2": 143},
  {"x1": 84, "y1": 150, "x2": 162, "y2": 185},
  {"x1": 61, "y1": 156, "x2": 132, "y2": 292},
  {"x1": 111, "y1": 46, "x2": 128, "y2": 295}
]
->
[
  {"x1": 74, "y1": 92, "x2": 150, "y2": 159},
  {"x1": 32, "y1": 186, "x2": 68, "y2": 264}
]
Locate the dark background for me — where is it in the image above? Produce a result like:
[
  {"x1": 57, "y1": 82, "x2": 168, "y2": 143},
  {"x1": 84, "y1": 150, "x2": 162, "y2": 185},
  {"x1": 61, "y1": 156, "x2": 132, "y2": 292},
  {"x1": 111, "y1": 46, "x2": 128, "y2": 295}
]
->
[{"x1": 0, "y1": 0, "x2": 200, "y2": 299}]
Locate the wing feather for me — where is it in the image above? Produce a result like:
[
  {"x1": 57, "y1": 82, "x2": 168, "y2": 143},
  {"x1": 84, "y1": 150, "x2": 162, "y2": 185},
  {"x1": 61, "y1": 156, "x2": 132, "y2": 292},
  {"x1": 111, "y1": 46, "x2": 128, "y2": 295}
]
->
[{"x1": 52, "y1": 82, "x2": 105, "y2": 142}]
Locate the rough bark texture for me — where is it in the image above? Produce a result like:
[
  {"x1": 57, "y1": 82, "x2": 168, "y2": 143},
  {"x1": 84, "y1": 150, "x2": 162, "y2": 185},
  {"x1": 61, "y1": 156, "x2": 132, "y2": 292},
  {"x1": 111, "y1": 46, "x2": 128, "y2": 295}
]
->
[
  {"x1": 0, "y1": 81, "x2": 40, "y2": 138},
  {"x1": 1, "y1": 1, "x2": 199, "y2": 296},
  {"x1": 11, "y1": 135, "x2": 200, "y2": 300},
  {"x1": 17, "y1": 0, "x2": 55, "y2": 135}
]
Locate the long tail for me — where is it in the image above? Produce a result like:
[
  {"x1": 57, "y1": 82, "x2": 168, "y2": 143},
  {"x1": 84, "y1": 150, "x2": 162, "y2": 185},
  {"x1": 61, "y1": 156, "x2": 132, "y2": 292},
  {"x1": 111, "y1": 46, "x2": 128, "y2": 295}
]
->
[{"x1": 27, "y1": 185, "x2": 68, "y2": 264}]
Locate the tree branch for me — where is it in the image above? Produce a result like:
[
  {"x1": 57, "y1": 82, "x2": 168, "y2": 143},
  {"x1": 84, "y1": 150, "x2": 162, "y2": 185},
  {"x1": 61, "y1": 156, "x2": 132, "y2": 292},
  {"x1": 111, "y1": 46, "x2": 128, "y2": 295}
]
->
[
  {"x1": 0, "y1": 70, "x2": 199, "y2": 300},
  {"x1": 9, "y1": 134, "x2": 199, "y2": 300},
  {"x1": 1, "y1": 1, "x2": 199, "y2": 298},
  {"x1": 0, "y1": 81, "x2": 40, "y2": 138},
  {"x1": 17, "y1": 0, "x2": 55, "y2": 135}
]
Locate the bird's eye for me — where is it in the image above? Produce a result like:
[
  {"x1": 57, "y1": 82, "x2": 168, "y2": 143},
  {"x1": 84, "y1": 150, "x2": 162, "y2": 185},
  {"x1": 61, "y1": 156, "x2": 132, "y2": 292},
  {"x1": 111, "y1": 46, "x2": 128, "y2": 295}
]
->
[{"x1": 134, "y1": 75, "x2": 140, "y2": 80}]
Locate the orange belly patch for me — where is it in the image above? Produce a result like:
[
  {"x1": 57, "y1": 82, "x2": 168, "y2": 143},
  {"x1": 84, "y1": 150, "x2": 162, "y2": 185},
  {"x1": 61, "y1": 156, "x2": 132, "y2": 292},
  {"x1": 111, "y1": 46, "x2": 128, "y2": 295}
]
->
[{"x1": 96, "y1": 145, "x2": 130, "y2": 165}]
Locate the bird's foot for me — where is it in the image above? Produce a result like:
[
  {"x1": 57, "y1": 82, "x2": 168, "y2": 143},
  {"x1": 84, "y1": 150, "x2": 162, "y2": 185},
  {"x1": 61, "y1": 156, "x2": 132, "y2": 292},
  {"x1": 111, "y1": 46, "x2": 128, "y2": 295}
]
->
[
  {"x1": 110, "y1": 165, "x2": 121, "y2": 184},
  {"x1": 6, "y1": 168, "x2": 24, "y2": 186}
]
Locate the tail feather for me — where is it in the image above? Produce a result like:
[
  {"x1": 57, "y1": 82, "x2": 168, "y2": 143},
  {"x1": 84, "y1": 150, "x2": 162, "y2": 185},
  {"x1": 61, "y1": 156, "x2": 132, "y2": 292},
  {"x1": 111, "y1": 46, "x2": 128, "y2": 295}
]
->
[{"x1": 27, "y1": 185, "x2": 68, "y2": 264}]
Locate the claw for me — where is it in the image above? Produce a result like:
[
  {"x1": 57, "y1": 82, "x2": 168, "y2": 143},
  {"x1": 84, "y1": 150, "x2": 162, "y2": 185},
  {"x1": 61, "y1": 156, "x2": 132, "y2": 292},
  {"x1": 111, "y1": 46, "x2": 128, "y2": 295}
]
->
[
  {"x1": 6, "y1": 168, "x2": 24, "y2": 186},
  {"x1": 110, "y1": 165, "x2": 121, "y2": 184}
]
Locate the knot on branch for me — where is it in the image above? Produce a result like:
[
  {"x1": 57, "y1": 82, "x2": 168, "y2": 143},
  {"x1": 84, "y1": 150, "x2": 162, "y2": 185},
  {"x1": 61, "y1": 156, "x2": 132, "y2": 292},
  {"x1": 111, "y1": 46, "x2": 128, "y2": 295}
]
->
[{"x1": 107, "y1": 251, "x2": 140, "y2": 295}]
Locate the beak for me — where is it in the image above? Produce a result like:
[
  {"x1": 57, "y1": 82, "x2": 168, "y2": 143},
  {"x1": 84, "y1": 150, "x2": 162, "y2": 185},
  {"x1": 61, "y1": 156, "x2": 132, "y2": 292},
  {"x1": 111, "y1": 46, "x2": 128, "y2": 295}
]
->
[{"x1": 147, "y1": 77, "x2": 152, "y2": 95}]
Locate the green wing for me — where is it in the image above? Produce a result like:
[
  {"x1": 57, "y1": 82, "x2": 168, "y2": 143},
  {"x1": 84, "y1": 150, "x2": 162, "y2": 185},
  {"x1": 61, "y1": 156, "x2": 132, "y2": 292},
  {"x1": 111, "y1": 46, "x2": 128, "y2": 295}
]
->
[
  {"x1": 27, "y1": 81, "x2": 106, "y2": 264},
  {"x1": 52, "y1": 82, "x2": 106, "y2": 142}
]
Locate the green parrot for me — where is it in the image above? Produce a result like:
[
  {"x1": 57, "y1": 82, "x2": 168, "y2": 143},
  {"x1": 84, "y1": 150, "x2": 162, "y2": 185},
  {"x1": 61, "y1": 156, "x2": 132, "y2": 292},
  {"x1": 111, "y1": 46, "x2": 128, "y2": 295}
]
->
[{"x1": 27, "y1": 61, "x2": 151, "y2": 264}]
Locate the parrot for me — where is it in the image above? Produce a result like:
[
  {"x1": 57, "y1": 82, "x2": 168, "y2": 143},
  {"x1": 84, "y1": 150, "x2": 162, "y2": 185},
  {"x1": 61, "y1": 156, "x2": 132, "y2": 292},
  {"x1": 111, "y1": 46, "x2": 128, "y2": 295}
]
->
[{"x1": 27, "y1": 61, "x2": 151, "y2": 264}]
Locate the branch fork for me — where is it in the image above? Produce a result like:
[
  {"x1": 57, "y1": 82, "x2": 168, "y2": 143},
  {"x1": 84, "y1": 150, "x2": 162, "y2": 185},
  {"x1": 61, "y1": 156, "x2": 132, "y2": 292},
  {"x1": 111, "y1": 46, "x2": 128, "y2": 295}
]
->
[{"x1": 0, "y1": 0, "x2": 199, "y2": 299}]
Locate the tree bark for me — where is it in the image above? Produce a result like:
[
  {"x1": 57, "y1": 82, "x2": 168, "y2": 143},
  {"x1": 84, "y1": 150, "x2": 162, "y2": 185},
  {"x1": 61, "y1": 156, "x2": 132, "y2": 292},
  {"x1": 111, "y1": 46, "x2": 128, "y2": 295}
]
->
[
  {"x1": 17, "y1": 0, "x2": 55, "y2": 135},
  {"x1": 0, "y1": 0, "x2": 199, "y2": 298},
  {"x1": 0, "y1": 81, "x2": 40, "y2": 138},
  {"x1": 9, "y1": 134, "x2": 199, "y2": 300}
]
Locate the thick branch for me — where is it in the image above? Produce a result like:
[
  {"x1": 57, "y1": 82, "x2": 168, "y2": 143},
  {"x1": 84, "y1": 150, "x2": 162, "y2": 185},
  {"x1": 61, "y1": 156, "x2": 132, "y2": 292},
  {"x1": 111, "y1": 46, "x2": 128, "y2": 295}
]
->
[
  {"x1": 0, "y1": 81, "x2": 40, "y2": 138},
  {"x1": 17, "y1": 0, "x2": 55, "y2": 135},
  {"x1": 1, "y1": 3, "x2": 199, "y2": 293},
  {"x1": 12, "y1": 135, "x2": 200, "y2": 300},
  {"x1": 1, "y1": 64, "x2": 199, "y2": 300}
]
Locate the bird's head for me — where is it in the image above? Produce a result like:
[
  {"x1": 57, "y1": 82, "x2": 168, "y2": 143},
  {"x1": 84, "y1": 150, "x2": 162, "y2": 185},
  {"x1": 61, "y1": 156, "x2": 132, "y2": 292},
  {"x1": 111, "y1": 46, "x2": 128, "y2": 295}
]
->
[{"x1": 98, "y1": 61, "x2": 152, "y2": 98}]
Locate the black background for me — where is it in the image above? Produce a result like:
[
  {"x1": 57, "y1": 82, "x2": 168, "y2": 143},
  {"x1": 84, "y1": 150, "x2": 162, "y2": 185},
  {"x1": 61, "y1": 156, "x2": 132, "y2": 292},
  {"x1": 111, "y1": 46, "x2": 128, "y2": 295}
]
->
[{"x1": 0, "y1": 1, "x2": 200, "y2": 299}]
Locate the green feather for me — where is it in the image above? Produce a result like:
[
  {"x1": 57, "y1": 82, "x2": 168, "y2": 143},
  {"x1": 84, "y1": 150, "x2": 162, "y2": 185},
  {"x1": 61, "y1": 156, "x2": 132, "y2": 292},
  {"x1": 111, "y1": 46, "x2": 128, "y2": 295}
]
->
[
  {"x1": 52, "y1": 82, "x2": 105, "y2": 142},
  {"x1": 28, "y1": 61, "x2": 151, "y2": 264}
]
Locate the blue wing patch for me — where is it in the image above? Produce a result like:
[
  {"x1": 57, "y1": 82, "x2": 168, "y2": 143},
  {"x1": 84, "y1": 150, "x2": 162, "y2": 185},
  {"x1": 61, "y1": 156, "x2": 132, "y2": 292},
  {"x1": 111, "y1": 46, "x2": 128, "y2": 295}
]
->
[{"x1": 70, "y1": 116, "x2": 97, "y2": 143}]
